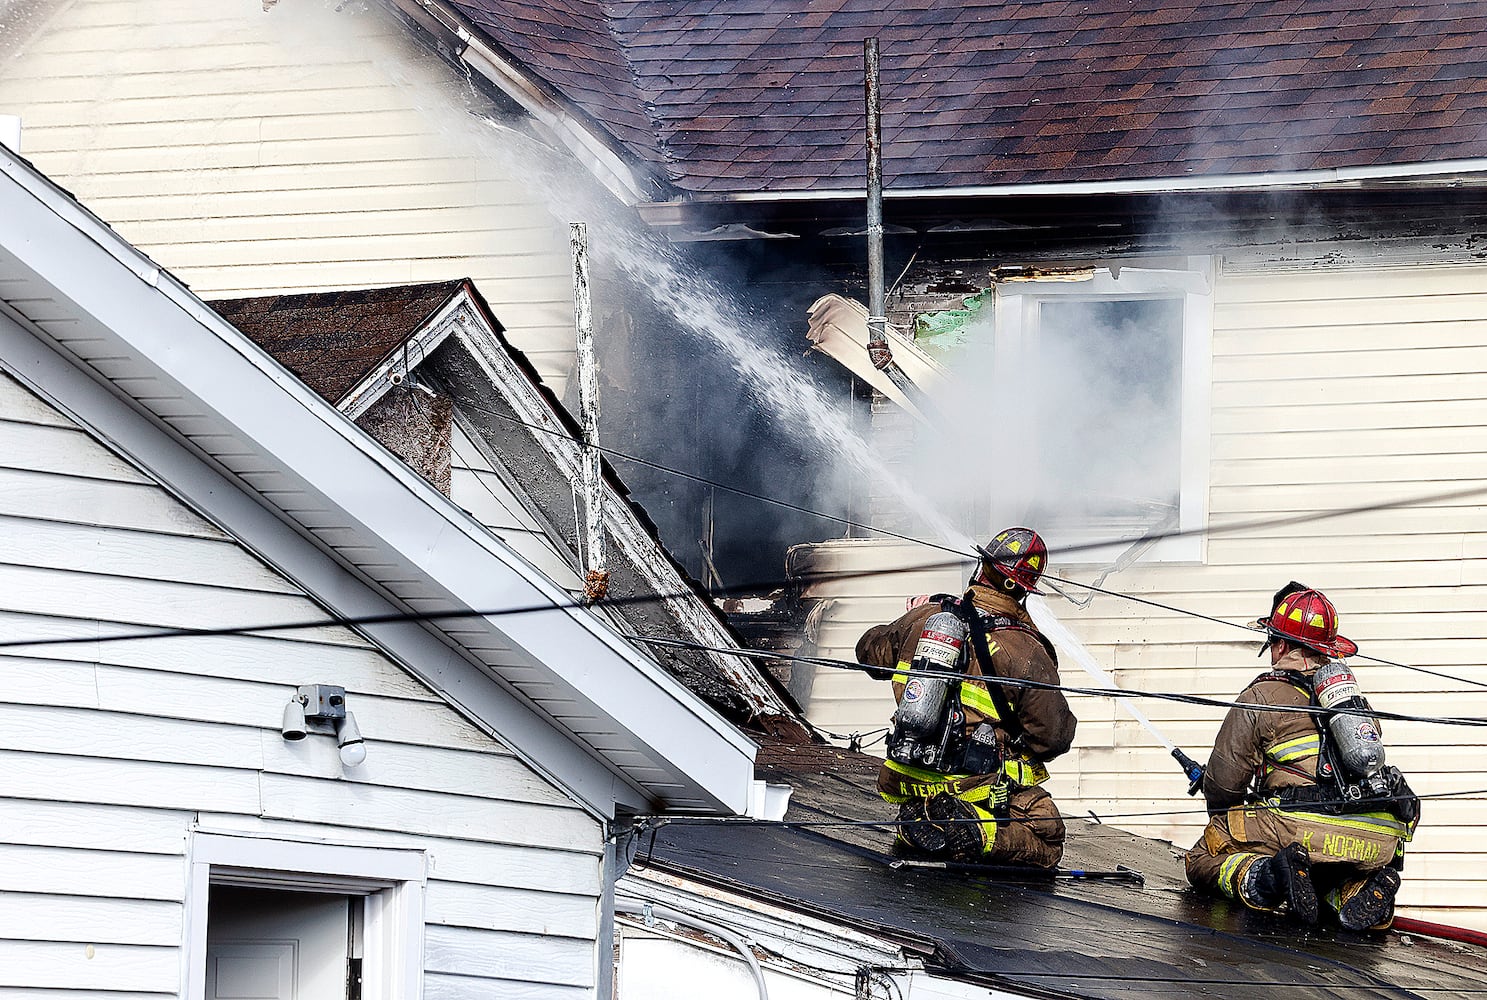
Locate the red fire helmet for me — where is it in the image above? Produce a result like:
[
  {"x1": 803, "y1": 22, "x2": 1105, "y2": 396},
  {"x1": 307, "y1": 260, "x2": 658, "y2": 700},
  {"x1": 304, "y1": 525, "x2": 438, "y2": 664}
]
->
[
  {"x1": 975, "y1": 526, "x2": 1047, "y2": 595},
  {"x1": 1256, "y1": 585, "x2": 1358, "y2": 658}
]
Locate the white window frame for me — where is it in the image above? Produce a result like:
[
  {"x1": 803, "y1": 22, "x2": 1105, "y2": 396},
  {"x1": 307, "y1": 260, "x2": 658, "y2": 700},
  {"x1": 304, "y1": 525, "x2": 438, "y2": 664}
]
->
[
  {"x1": 184, "y1": 832, "x2": 427, "y2": 1000},
  {"x1": 990, "y1": 258, "x2": 1212, "y2": 564}
]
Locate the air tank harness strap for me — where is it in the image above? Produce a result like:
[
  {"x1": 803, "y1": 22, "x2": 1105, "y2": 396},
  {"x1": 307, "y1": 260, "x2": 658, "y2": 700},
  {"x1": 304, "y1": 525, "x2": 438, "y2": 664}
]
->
[
  {"x1": 951, "y1": 593, "x2": 1050, "y2": 790},
  {"x1": 954, "y1": 593, "x2": 1022, "y2": 741}
]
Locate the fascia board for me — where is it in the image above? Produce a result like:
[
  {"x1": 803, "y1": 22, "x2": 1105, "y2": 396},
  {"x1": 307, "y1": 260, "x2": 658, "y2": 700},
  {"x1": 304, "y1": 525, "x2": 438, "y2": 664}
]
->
[
  {"x1": 641, "y1": 158, "x2": 1487, "y2": 210},
  {"x1": 0, "y1": 149, "x2": 756, "y2": 816},
  {"x1": 0, "y1": 299, "x2": 639, "y2": 819},
  {"x1": 619, "y1": 868, "x2": 922, "y2": 973}
]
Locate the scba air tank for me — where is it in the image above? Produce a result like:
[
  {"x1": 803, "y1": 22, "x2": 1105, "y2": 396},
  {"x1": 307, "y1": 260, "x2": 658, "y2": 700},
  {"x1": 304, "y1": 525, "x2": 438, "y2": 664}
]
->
[
  {"x1": 1313, "y1": 658, "x2": 1388, "y2": 798},
  {"x1": 886, "y1": 609, "x2": 967, "y2": 769}
]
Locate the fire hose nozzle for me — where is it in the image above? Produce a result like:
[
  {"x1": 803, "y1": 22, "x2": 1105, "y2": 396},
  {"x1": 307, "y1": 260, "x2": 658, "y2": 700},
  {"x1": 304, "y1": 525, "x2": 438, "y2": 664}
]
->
[{"x1": 1171, "y1": 748, "x2": 1205, "y2": 797}]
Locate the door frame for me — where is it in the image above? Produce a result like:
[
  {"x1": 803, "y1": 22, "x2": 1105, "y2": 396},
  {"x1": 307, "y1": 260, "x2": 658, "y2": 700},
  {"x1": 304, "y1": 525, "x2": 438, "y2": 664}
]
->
[{"x1": 185, "y1": 832, "x2": 427, "y2": 1000}]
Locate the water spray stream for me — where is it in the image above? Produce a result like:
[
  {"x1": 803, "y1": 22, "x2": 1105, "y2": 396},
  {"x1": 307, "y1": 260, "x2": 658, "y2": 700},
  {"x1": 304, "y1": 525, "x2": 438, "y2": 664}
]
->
[
  {"x1": 466, "y1": 115, "x2": 1191, "y2": 781},
  {"x1": 1029, "y1": 593, "x2": 1204, "y2": 795},
  {"x1": 1026, "y1": 595, "x2": 1177, "y2": 752},
  {"x1": 605, "y1": 228, "x2": 972, "y2": 552},
  {"x1": 469, "y1": 116, "x2": 974, "y2": 558}
]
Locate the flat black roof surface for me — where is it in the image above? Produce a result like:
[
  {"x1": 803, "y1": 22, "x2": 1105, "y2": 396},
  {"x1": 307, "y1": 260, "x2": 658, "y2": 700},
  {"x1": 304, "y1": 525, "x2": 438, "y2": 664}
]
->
[{"x1": 644, "y1": 738, "x2": 1487, "y2": 1000}]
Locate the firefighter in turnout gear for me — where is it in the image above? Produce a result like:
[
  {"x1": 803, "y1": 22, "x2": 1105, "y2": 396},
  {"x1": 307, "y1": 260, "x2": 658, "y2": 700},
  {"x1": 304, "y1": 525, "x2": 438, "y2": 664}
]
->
[
  {"x1": 1185, "y1": 583, "x2": 1420, "y2": 930},
  {"x1": 856, "y1": 527, "x2": 1077, "y2": 867}
]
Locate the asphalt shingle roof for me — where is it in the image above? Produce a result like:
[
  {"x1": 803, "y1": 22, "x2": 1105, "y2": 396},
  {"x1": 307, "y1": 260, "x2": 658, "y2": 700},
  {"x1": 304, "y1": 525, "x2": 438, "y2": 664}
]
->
[
  {"x1": 209, "y1": 282, "x2": 465, "y2": 403},
  {"x1": 443, "y1": 0, "x2": 1487, "y2": 197}
]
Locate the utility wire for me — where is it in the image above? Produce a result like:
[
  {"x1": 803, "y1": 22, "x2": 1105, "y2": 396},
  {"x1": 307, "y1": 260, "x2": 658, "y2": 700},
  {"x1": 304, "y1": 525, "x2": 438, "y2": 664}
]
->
[
  {"x1": 1, "y1": 395, "x2": 1481, "y2": 705},
  {"x1": 451, "y1": 394, "x2": 1487, "y2": 690},
  {"x1": 628, "y1": 634, "x2": 1487, "y2": 729},
  {"x1": 645, "y1": 784, "x2": 1484, "y2": 831},
  {"x1": 0, "y1": 556, "x2": 1481, "y2": 721},
  {"x1": 454, "y1": 393, "x2": 1487, "y2": 564},
  {"x1": 8, "y1": 594, "x2": 1483, "y2": 729}
]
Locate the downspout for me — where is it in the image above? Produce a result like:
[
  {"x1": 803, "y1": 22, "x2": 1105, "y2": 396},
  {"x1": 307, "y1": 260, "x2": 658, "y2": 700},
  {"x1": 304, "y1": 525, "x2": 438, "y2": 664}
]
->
[
  {"x1": 616, "y1": 898, "x2": 770, "y2": 1000},
  {"x1": 862, "y1": 40, "x2": 937, "y2": 419}
]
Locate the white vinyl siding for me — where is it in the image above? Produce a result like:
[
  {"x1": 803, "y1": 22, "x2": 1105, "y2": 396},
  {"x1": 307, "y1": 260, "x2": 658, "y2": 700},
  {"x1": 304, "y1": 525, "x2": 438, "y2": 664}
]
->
[
  {"x1": 0, "y1": 372, "x2": 603, "y2": 997},
  {"x1": 0, "y1": 0, "x2": 578, "y2": 397},
  {"x1": 797, "y1": 260, "x2": 1487, "y2": 932}
]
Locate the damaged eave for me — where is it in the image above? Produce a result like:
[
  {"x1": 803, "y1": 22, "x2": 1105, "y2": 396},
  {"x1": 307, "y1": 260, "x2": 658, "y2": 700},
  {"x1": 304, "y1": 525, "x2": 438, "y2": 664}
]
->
[
  {"x1": 338, "y1": 284, "x2": 799, "y2": 722},
  {"x1": 804, "y1": 294, "x2": 946, "y2": 420},
  {"x1": 385, "y1": 0, "x2": 658, "y2": 206},
  {"x1": 636, "y1": 157, "x2": 1487, "y2": 222}
]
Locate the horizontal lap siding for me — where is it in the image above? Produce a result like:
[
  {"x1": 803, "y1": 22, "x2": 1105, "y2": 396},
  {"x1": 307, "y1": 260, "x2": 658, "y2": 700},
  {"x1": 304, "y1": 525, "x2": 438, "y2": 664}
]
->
[
  {"x1": 0, "y1": 373, "x2": 602, "y2": 996},
  {"x1": 799, "y1": 263, "x2": 1487, "y2": 931},
  {"x1": 0, "y1": 0, "x2": 577, "y2": 398},
  {"x1": 1068, "y1": 263, "x2": 1487, "y2": 931}
]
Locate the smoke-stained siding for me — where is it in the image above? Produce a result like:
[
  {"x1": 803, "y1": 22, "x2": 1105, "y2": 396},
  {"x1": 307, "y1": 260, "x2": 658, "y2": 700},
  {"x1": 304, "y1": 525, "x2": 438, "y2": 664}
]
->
[
  {"x1": 0, "y1": 0, "x2": 579, "y2": 397},
  {"x1": 0, "y1": 371, "x2": 604, "y2": 996},
  {"x1": 796, "y1": 260, "x2": 1487, "y2": 932}
]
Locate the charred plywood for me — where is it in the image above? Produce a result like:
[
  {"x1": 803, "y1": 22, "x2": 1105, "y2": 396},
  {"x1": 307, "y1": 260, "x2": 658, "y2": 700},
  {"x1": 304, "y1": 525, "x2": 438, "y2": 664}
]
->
[
  {"x1": 214, "y1": 280, "x2": 797, "y2": 727},
  {"x1": 356, "y1": 384, "x2": 454, "y2": 496},
  {"x1": 427, "y1": 341, "x2": 757, "y2": 715}
]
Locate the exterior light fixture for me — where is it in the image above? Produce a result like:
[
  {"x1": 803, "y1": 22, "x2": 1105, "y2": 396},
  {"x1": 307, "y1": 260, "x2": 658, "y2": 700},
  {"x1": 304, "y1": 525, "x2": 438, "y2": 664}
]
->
[
  {"x1": 335, "y1": 711, "x2": 367, "y2": 767},
  {"x1": 281, "y1": 684, "x2": 367, "y2": 767}
]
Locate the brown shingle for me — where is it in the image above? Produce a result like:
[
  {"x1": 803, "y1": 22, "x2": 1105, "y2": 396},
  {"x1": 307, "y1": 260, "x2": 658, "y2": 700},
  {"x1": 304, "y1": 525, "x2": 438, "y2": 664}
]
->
[
  {"x1": 447, "y1": 0, "x2": 1487, "y2": 194},
  {"x1": 209, "y1": 282, "x2": 466, "y2": 404}
]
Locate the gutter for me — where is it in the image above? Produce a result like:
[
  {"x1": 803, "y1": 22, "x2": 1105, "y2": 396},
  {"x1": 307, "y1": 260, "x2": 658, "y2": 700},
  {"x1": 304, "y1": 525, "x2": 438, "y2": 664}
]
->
[{"x1": 640, "y1": 157, "x2": 1487, "y2": 210}]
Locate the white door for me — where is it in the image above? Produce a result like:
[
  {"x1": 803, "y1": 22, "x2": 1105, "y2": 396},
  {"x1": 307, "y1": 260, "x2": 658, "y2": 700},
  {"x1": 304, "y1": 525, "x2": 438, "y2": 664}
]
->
[{"x1": 206, "y1": 885, "x2": 354, "y2": 1000}]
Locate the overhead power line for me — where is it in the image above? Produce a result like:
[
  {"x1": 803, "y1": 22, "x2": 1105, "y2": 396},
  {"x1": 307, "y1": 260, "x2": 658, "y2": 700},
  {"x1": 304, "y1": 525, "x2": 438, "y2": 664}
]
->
[
  {"x1": 628, "y1": 634, "x2": 1487, "y2": 729},
  {"x1": 450, "y1": 394, "x2": 1487, "y2": 689},
  {"x1": 2, "y1": 591, "x2": 1481, "y2": 729},
  {"x1": 645, "y1": 783, "x2": 1485, "y2": 831}
]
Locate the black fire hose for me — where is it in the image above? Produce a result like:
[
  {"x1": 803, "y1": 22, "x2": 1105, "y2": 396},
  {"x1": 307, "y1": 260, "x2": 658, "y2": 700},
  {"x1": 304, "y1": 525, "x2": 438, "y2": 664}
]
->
[{"x1": 889, "y1": 858, "x2": 1145, "y2": 884}]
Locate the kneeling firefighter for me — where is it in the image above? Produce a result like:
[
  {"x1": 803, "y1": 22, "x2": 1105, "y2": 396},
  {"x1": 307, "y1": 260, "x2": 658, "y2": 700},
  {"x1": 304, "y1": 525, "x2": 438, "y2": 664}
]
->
[
  {"x1": 1185, "y1": 583, "x2": 1421, "y2": 930},
  {"x1": 855, "y1": 527, "x2": 1077, "y2": 866}
]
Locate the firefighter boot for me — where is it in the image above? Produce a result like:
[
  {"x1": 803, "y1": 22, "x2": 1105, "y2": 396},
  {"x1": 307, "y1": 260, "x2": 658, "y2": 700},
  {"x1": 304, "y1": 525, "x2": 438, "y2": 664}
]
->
[
  {"x1": 926, "y1": 792, "x2": 990, "y2": 862},
  {"x1": 896, "y1": 799, "x2": 949, "y2": 855},
  {"x1": 1241, "y1": 843, "x2": 1319, "y2": 925},
  {"x1": 1336, "y1": 867, "x2": 1401, "y2": 932}
]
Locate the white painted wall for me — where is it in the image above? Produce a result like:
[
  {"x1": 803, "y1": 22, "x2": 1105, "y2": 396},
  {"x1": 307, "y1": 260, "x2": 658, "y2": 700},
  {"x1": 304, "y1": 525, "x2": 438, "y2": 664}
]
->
[
  {"x1": 0, "y1": 0, "x2": 579, "y2": 397},
  {"x1": 796, "y1": 260, "x2": 1487, "y2": 931},
  {"x1": 0, "y1": 371, "x2": 603, "y2": 997}
]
